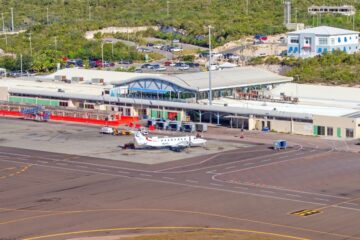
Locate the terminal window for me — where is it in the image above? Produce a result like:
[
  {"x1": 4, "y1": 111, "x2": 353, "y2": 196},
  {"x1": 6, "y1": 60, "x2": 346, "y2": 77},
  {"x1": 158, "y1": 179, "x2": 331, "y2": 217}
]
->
[
  {"x1": 346, "y1": 128, "x2": 354, "y2": 138},
  {"x1": 317, "y1": 126, "x2": 326, "y2": 136},
  {"x1": 327, "y1": 127, "x2": 333, "y2": 136},
  {"x1": 318, "y1": 38, "x2": 328, "y2": 45},
  {"x1": 290, "y1": 38, "x2": 299, "y2": 43}
]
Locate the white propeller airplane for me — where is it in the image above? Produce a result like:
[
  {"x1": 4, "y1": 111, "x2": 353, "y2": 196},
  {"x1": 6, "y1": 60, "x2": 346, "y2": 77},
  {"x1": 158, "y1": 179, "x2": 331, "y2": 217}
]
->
[{"x1": 134, "y1": 131, "x2": 207, "y2": 151}]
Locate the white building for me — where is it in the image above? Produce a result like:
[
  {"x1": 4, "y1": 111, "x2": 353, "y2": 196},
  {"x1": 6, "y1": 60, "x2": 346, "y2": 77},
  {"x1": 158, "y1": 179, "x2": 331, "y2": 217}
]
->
[{"x1": 287, "y1": 26, "x2": 359, "y2": 58}]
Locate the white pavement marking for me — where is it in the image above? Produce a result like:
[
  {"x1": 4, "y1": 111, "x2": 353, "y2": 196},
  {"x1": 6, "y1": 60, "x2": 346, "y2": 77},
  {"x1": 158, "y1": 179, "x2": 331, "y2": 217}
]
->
[
  {"x1": 314, "y1": 198, "x2": 330, "y2": 202},
  {"x1": 140, "y1": 173, "x2": 152, "y2": 177},
  {"x1": 225, "y1": 166, "x2": 237, "y2": 170},
  {"x1": 342, "y1": 202, "x2": 359, "y2": 206},
  {"x1": 97, "y1": 168, "x2": 109, "y2": 171},
  {"x1": 260, "y1": 159, "x2": 271, "y2": 163},
  {"x1": 0, "y1": 158, "x2": 332, "y2": 207},
  {"x1": 117, "y1": 170, "x2": 129, "y2": 174},
  {"x1": 278, "y1": 156, "x2": 288, "y2": 159},
  {"x1": 185, "y1": 179, "x2": 199, "y2": 184},
  {"x1": 260, "y1": 190, "x2": 274, "y2": 194},
  {"x1": 210, "y1": 183, "x2": 223, "y2": 187},
  {"x1": 243, "y1": 162, "x2": 255, "y2": 166},
  {"x1": 37, "y1": 161, "x2": 48, "y2": 164},
  {"x1": 0, "y1": 151, "x2": 30, "y2": 157},
  {"x1": 56, "y1": 162, "x2": 68, "y2": 166},
  {"x1": 78, "y1": 165, "x2": 88, "y2": 169},
  {"x1": 286, "y1": 193, "x2": 302, "y2": 198},
  {"x1": 234, "y1": 186, "x2": 249, "y2": 190},
  {"x1": 162, "y1": 177, "x2": 175, "y2": 180}
]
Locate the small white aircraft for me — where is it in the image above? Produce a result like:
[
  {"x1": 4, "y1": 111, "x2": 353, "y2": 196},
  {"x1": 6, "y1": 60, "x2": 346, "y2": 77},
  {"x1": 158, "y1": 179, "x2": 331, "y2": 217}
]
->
[{"x1": 134, "y1": 131, "x2": 207, "y2": 151}]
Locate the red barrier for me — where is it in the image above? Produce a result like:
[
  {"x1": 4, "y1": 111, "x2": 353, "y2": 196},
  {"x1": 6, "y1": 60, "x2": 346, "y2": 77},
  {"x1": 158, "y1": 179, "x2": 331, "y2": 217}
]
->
[
  {"x1": 0, "y1": 110, "x2": 139, "y2": 127},
  {"x1": 0, "y1": 110, "x2": 23, "y2": 117}
]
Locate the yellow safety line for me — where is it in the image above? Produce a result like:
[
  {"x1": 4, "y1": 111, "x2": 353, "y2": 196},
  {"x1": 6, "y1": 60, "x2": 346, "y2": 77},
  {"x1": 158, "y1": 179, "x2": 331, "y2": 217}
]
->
[
  {"x1": 22, "y1": 226, "x2": 310, "y2": 240},
  {"x1": 1, "y1": 208, "x2": 359, "y2": 240}
]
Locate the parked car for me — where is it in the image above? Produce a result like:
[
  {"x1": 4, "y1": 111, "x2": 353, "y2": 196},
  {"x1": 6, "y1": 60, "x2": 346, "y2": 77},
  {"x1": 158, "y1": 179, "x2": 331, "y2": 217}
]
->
[
  {"x1": 137, "y1": 47, "x2": 152, "y2": 53},
  {"x1": 148, "y1": 64, "x2": 160, "y2": 69},
  {"x1": 187, "y1": 62, "x2": 200, "y2": 68},
  {"x1": 164, "y1": 61, "x2": 172, "y2": 66},
  {"x1": 141, "y1": 64, "x2": 151, "y2": 69},
  {"x1": 228, "y1": 54, "x2": 240, "y2": 60},
  {"x1": 153, "y1": 44, "x2": 163, "y2": 49},
  {"x1": 177, "y1": 64, "x2": 190, "y2": 70},
  {"x1": 155, "y1": 66, "x2": 167, "y2": 71},
  {"x1": 146, "y1": 43, "x2": 154, "y2": 47},
  {"x1": 170, "y1": 47, "x2": 183, "y2": 52},
  {"x1": 161, "y1": 45, "x2": 172, "y2": 51},
  {"x1": 199, "y1": 52, "x2": 210, "y2": 58},
  {"x1": 8, "y1": 71, "x2": 23, "y2": 77},
  {"x1": 66, "y1": 59, "x2": 83, "y2": 68}
]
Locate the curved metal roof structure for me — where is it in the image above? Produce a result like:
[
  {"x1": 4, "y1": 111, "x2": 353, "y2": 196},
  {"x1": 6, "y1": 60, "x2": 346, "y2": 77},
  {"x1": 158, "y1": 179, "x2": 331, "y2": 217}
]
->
[{"x1": 43, "y1": 67, "x2": 293, "y2": 93}]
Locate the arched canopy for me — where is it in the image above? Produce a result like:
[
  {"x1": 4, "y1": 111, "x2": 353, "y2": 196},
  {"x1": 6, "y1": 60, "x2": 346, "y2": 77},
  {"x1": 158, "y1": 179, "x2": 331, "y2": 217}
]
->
[{"x1": 110, "y1": 76, "x2": 198, "y2": 97}]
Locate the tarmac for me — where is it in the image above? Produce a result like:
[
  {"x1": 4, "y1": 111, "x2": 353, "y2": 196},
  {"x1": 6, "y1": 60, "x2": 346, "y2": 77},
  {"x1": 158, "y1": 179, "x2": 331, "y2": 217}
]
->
[
  {"x1": 0, "y1": 118, "x2": 360, "y2": 240},
  {"x1": 0, "y1": 118, "x2": 249, "y2": 164}
]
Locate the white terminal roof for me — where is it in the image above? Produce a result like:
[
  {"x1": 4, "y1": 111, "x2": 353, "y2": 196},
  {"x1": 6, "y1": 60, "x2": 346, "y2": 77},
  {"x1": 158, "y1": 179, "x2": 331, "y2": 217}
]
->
[
  {"x1": 43, "y1": 67, "x2": 293, "y2": 92},
  {"x1": 0, "y1": 78, "x2": 107, "y2": 96},
  {"x1": 288, "y1": 26, "x2": 359, "y2": 35},
  {"x1": 167, "y1": 67, "x2": 292, "y2": 91}
]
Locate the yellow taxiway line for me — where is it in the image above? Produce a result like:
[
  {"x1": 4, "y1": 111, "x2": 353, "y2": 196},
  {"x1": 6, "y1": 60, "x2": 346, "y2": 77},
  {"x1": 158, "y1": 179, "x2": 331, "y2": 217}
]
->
[{"x1": 23, "y1": 226, "x2": 310, "y2": 240}]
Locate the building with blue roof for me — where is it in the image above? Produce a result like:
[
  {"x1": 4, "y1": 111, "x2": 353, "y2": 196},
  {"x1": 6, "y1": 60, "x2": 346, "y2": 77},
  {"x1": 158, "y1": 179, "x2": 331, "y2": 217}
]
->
[{"x1": 287, "y1": 26, "x2": 359, "y2": 58}]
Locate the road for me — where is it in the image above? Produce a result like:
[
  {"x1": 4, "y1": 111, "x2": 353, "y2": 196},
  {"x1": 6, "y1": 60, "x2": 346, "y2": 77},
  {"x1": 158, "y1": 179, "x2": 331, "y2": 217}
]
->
[{"x1": 1, "y1": 134, "x2": 360, "y2": 240}]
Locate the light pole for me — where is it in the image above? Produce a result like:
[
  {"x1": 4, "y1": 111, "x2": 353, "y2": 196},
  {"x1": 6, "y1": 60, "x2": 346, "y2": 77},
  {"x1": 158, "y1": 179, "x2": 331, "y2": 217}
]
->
[
  {"x1": 101, "y1": 42, "x2": 104, "y2": 69},
  {"x1": 1, "y1": 13, "x2": 5, "y2": 32},
  {"x1": 208, "y1": 25, "x2": 213, "y2": 105},
  {"x1": 166, "y1": 1, "x2": 170, "y2": 17},
  {"x1": 29, "y1": 32, "x2": 32, "y2": 56},
  {"x1": 20, "y1": 54, "x2": 23, "y2": 77},
  {"x1": 10, "y1": 8, "x2": 14, "y2": 32},
  {"x1": 111, "y1": 41, "x2": 114, "y2": 60}
]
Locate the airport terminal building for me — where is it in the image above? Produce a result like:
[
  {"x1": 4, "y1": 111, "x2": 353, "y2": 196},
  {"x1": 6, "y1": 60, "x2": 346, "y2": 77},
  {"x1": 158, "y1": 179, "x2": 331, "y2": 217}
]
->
[{"x1": 0, "y1": 68, "x2": 360, "y2": 140}]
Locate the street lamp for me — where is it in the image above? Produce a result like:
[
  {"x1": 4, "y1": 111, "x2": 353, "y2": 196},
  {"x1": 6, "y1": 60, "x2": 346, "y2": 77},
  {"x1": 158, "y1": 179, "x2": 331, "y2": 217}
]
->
[
  {"x1": 208, "y1": 25, "x2": 213, "y2": 105},
  {"x1": 101, "y1": 42, "x2": 104, "y2": 69}
]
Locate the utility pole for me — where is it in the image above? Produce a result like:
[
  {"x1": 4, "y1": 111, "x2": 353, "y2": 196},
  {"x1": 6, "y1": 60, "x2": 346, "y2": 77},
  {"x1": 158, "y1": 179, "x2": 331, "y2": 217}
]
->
[
  {"x1": 20, "y1": 54, "x2": 23, "y2": 77},
  {"x1": 246, "y1": 0, "x2": 249, "y2": 15},
  {"x1": 29, "y1": 32, "x2": 32, "y2": 56},
  {"x1": 295, "y1": 8, "x2": 298, "y2": 23},
  {"x1": 111, "y1": 41, "x2": 114, "y2": 59},
  {"x1": 353, "y1": 14, "x2": 355, "y2": 30},
  {"x1": 208, "y1": 25, "x2": 213, "y2": 105},
  {"x1": 1, "y1": 13, "x2": 5, "y2": 32},
  {"x1": 167, "y1": 1, "x2": 170, "y2": 17},
  {"x1": 88, "y1": 6, "x2": 91, "y2": 20},
  {"x1": 10, "y1": 8, "x2": 14, "y2": 32},
  {"x1": 46, "y1": 7, "x2": 49, "y2": 25},
  {"x1": 101, "y1": 42, "x2": 104, "y2": 69}
]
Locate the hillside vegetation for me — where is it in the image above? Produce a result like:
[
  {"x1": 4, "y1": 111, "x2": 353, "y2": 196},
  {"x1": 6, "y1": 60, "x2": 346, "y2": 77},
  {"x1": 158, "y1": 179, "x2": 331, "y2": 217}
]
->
[
  {"x1": 286, "y1": 51, "x2": 360, "y2": 85},
  {"x1": 0, "y1": 0, "x2": 360, "y2": 74}
]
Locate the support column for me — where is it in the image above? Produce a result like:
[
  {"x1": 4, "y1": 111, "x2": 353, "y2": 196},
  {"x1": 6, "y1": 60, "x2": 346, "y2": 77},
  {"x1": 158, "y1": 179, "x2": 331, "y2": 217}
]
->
[
  {"x1": 216, "y1": 112, "x2": 220, "y2": 125},
  {"x1": 199, "y1": 110, "x2": 202, "y2": 123}
]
